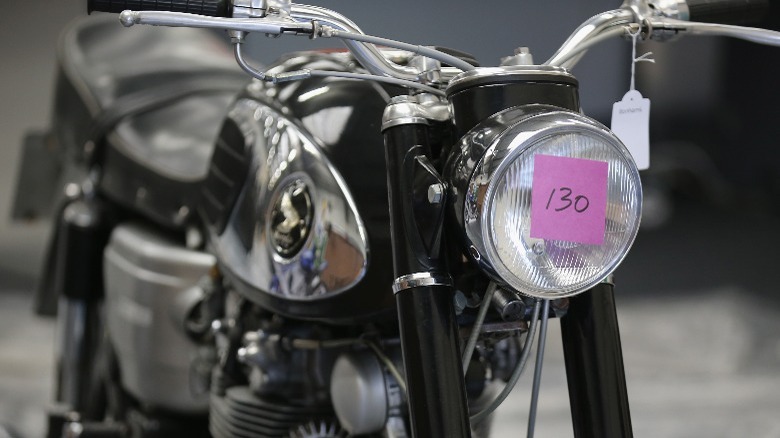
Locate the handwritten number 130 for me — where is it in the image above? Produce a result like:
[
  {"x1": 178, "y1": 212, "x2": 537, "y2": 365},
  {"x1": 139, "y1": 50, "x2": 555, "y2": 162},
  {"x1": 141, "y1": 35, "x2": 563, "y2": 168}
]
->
[{"x1": 545, "y1": 187, "x2": 590, "y2": 213}]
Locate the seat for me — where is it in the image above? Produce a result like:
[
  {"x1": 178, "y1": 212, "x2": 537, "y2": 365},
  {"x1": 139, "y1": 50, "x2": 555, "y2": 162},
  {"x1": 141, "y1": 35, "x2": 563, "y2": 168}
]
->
[{"x1": 54, "y1": 14, "x2": 249, "y2": 228}]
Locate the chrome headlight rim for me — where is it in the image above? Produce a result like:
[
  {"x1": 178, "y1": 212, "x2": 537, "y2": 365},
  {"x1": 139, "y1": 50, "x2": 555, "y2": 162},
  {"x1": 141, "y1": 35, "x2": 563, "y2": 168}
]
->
[{"x1": 464, "y1": 108, "x2": 642, "y2": 299}]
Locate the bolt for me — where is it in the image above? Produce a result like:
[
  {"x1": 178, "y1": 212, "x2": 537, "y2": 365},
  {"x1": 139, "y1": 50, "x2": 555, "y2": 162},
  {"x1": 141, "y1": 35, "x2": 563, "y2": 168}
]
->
[
  {"x1": 453, "y1": 290, "x2": 468, "y2": 315},
  {"x1": 237, "y1": 347, "x2": 248, "y2": 363},
  {"x1": 428, "y1": 183, "x2": 445, "y2": 204},
  {"x1": 469, "y1": 245, "x2": 481, "y2": 261},
  {"x1": 210, "y1": 319, "x2": 223, "y2": 334},
  {"x1": 64, "y1": 420, "x2": 84, "y2": 438},
  {"x1": 500, "y1": 46, "x2": 534, "y2": 66}
]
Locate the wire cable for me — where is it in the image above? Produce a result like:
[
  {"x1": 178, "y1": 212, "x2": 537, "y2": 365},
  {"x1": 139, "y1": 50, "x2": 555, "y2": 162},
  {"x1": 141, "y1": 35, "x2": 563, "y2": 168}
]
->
[
  {"x1": 462, "y1": 283, "x2": 498, "y2": 374},
  {"x1": 307, "y1": 70, "x2": 445, "y2": 96},
  {"x1": 233, "y1": 43, "x2": 445, "y2": 95},
  {"x1": 470, "y1": 299, "x2": 542, "y2": 425},
  {"x1": 365, "y1": 340, "x2": 407, "y2": 395},
  {"x1": 325, "y1": 29, "x2": 477, "y2": 72},
  {"x1": 526, "y1": 299, "x2": 551, "y2": 438}
]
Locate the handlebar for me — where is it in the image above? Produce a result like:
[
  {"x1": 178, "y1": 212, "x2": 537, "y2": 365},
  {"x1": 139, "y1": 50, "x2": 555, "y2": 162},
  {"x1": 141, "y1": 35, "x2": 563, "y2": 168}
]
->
[
  {"x1": 289, "y1": 4, "x2": 420, "y2": 81},
  {"x1": 544, "y1": 9, "x2": 635, "y2": 68},
  {"x1": 97, "y1": 0, "x2": 780, "y2": 89}
]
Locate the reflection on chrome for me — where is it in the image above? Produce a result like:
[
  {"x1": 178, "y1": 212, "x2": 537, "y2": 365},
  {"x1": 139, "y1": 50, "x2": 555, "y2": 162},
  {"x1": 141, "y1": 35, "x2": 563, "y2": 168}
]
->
[{"x1": 210, "y1": 98, "x2": 369, "y2": 301}]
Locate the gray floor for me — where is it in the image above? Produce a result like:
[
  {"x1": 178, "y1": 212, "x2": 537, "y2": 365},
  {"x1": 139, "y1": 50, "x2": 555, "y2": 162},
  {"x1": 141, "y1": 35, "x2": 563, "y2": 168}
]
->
[
  {"x1": 495, "y1": 289, "x2": 780, "y2": 437},
  {"x1": 0, "y1": 290, "x2": 56, "y2": 438}
]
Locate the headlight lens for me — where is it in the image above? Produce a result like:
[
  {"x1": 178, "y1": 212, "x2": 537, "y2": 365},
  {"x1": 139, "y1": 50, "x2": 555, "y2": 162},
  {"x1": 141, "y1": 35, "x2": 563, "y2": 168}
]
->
[{"x1": 462, "y1": 108, "x2": 642, "y2": 299}]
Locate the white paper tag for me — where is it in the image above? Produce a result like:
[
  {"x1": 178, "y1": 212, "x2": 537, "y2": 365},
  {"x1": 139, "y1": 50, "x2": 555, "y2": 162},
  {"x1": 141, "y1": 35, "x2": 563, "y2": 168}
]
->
[{"x1": 611, "y1": 89, "x2": 650, "y2": 170}]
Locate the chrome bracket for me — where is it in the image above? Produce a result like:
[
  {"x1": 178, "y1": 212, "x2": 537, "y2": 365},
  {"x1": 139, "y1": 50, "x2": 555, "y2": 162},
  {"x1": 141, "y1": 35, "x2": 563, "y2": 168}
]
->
[
  {"x1": 648, "y1": 0, "x2": 690, "y2": 21},
  {"x1": 392, "y1": 272, "x2": 453, "y2": 294},
  {"x1": 381, "y1": 94, "x2": 451, "y2": 131},
  {"x1": 232, "y1": 0, "x2": 267, "y2": 18},
  {"x1": 622, "y1": 0, "x2": 689, "y2": 41}
]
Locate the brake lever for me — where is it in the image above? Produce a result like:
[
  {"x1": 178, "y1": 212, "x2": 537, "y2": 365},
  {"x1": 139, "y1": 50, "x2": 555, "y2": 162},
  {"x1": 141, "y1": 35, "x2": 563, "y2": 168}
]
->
[{"x1": 119, "y1": 10, "x2": 315, "y2": 36}]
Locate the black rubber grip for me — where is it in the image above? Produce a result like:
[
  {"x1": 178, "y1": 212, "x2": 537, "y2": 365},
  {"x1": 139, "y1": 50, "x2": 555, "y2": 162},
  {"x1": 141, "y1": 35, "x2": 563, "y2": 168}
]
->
[
  {"x1": 686, "y1": 0, "x2": 770, "y2": 25},
  {"x1": 88, "y1": 0, "x2": 229, "y2": 17}
]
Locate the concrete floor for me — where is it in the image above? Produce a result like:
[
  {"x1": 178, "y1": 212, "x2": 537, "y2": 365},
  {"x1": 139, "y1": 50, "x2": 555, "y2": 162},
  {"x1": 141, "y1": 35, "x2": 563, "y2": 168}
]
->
[
  {"x1": 0, "y1": 289, "x2": 55, "y2": 438},
  {"x1": 494, "y1": 289, "x2": 780, "y2": 437}
]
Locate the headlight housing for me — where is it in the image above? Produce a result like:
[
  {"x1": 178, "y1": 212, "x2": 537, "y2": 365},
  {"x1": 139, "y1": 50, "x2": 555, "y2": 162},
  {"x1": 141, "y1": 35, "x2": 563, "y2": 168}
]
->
[{"x1": 446, "y1": 105, "x2": 642, "y2": 299}]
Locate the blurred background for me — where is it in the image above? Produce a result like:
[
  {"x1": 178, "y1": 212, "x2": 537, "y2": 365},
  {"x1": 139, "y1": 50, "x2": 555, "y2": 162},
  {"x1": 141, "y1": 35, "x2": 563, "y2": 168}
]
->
[{"x1": 2, "y1": 0, "x2": 780, "y2": 437}]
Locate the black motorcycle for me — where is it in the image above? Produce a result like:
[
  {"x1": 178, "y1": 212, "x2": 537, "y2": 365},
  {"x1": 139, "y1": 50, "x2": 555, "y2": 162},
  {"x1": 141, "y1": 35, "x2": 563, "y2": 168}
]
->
[{"x1": 31, "y1": 0, "x2": 779, "y2": 437}]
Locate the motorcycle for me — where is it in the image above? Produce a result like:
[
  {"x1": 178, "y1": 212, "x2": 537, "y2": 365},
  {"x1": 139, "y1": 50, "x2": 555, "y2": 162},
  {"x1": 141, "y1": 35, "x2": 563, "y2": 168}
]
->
[{"x1": 29, "y1": 0, "x2": 780, "y2": 437}]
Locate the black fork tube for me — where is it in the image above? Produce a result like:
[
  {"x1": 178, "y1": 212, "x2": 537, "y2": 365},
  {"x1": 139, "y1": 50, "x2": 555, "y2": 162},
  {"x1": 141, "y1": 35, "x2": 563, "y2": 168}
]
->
[
  {"x1": 383, "y1": 122, "x2": 471, "y2": 438},
  {"x1": 560, "y1": 281, "x2": 633, "y2": 438},
  {"x1": 53, "y1": 196, "x2": 110, "y2": 413}
]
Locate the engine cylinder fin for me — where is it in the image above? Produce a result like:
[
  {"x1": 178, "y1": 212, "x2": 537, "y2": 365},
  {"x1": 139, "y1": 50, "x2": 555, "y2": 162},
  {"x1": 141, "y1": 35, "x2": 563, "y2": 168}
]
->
[{"x1": 210, "y1": 386, "x2": 338, "y2": 438}]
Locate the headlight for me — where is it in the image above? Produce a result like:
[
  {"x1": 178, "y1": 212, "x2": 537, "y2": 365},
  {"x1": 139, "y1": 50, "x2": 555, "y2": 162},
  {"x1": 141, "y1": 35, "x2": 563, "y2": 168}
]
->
[{"x1": 447, "y1": 105, "x2": 642, "y2": 299}]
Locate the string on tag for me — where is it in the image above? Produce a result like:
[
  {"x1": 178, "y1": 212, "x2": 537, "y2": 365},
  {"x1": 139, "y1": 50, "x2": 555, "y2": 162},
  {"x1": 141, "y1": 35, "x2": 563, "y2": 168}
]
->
[{"x1": 629, "y1": 27, "x2": 655, "y2": 93}]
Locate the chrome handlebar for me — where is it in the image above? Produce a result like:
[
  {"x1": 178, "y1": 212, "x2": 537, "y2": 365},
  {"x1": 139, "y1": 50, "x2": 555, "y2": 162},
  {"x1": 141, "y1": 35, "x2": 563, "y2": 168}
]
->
[
  {"x1": 544, "y1": 9, "x2": 636, "y2": 68},
  {"x1": 118, "y1": 1, "x2": 780, "y2": 88},
  {"x1": 289, "y1": 4, "x2": 420, "y2": 80}
]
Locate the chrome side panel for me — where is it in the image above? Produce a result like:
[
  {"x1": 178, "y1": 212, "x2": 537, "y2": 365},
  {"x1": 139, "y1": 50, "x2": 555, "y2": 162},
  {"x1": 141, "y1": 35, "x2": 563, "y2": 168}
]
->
[
  {"x1": 103, "y1": 223, "x2": 215, "y2": 413},
  {"x1": 210, "y1": 97, "x2": 369, "y2": 301}
]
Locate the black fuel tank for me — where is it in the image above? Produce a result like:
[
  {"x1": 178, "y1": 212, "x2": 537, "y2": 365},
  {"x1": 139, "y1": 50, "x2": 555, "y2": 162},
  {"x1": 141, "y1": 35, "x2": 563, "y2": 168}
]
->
[{"x1": 201, "y1": 52, "x2": 400, "y2": 323}]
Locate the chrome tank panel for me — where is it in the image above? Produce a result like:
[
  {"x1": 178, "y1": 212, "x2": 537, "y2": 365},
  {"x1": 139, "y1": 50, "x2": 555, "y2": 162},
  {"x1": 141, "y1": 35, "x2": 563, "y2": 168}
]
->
[
  {"x1": 104, "y1": 222, "x2": 215, "y2": 413},
  {"x1": 212, "y1": 97, "x2": 369, "y2": 299},
  {"x1": 204, "y1": 52, "x2": 398, "y2": 322}
]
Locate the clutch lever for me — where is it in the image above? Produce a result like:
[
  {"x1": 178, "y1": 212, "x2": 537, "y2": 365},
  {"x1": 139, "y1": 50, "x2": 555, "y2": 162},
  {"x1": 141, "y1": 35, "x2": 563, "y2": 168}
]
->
[{"x1": 646, "y1": 17, "x2": 780, "y2": 46}]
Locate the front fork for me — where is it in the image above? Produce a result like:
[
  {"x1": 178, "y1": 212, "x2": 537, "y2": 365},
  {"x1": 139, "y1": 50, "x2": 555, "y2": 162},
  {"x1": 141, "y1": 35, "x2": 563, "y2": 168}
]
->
[
  {"x1": 50, "y1": 195, "x2": 110, "y2": 417},
  {"x1": 382, "y1": 119, "x2": 472, "y2": 437},
  {"x1": 561, "y1": 280, "x2": 634, "y2": 438},
  {"x1": 382, "y1": 100, "x2": 633, "y2": 438}
]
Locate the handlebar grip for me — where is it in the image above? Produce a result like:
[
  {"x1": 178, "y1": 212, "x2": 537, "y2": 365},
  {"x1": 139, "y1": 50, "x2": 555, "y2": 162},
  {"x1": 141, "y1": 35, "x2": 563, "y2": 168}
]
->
[
  {"x1": 686, "y1": 0, "x2": 770, "y2": 25},
  {"x1": 88, "y1": 0, "x2": 230, "y2": 17}
]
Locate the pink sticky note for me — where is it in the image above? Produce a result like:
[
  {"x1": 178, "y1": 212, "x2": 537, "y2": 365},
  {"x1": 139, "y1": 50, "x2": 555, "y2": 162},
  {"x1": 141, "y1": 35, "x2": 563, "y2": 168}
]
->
[{"x1": 530, "y1": 154, "x2": 608, "y2": 245}]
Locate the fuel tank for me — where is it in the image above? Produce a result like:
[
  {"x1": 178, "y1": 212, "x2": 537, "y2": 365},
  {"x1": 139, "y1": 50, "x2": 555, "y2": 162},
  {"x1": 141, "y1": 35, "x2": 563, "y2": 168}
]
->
[{"x1": 200, "y1": 52, "x2": 400, "y2": 322}]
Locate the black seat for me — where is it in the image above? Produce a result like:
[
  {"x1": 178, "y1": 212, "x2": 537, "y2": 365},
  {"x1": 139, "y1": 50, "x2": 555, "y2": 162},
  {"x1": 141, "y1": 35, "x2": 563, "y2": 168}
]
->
[{"x1": 54, "y1": 14, "x2": 248, "y2": 228}]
